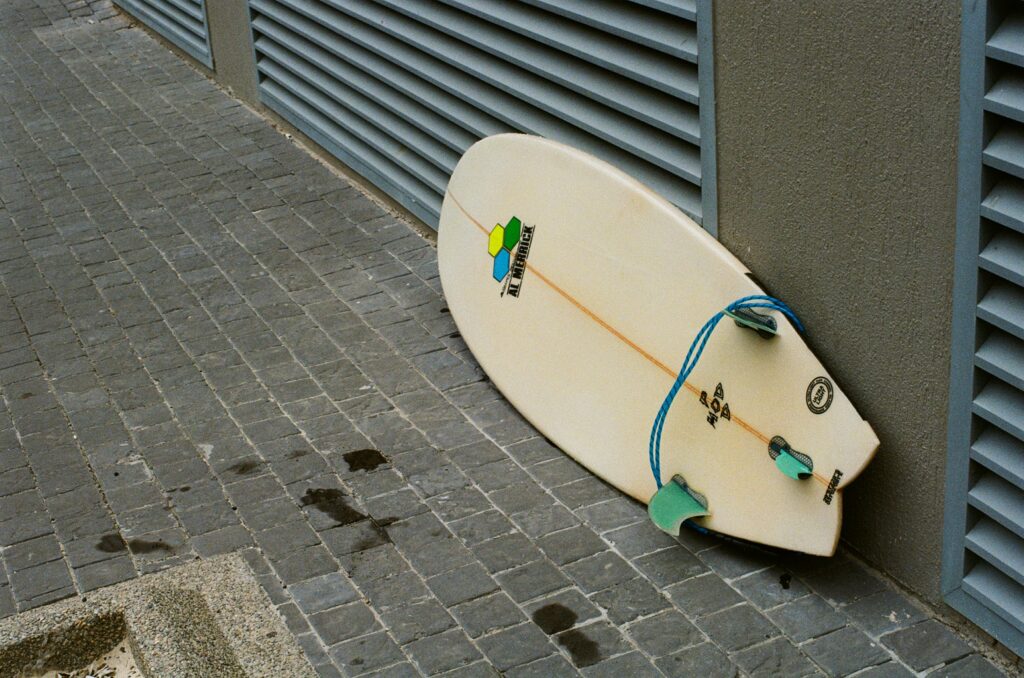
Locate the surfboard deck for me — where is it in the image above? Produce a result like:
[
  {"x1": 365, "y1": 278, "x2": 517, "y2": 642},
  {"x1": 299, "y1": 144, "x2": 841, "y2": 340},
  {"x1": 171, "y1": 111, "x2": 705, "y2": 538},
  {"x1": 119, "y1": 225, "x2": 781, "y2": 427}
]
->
[{"x1": 438, "y1": 134, "x2": 879, "y2": 556}]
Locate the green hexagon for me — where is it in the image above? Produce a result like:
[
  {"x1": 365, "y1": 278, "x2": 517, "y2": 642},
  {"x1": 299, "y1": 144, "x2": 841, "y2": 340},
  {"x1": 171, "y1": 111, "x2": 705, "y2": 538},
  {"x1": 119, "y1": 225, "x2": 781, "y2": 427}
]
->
[{"x1": 502, "y1": 216, "x2": 522, "y2": 251}]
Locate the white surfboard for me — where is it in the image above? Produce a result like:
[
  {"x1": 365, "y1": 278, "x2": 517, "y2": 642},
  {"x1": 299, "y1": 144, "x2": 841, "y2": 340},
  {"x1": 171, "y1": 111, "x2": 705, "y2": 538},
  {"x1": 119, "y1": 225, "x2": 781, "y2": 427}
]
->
[{"x1": 438, "y1": 134, "x2": 878, "y2": 556}]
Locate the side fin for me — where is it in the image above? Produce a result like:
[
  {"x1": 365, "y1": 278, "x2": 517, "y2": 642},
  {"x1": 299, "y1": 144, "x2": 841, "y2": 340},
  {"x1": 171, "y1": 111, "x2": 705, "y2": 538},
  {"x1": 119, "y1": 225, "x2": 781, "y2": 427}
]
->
[
  {"x1": 723, "y1": 307, "x2": 777, "y2": 339},
  {"x1": 648, "y1": 475, "x2": 710, "y2": 536},
  {"x1": 768, "y1": 436, "x2": 814, "y2": 480}
]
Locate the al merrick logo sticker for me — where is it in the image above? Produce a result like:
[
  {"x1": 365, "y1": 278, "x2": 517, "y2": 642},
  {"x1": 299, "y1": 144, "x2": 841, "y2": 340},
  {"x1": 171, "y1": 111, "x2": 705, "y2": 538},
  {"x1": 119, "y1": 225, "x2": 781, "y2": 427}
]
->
[{"x1": 488, "y1": 216, "x2": 535, "y2": 298}]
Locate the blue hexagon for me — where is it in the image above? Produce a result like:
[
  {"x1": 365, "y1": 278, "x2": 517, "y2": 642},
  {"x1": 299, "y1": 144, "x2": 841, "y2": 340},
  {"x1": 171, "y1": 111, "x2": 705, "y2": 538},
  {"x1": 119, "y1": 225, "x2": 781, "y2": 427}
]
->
[{"x1": 492, "y1": 248, "x2": 511, "y2": 282}]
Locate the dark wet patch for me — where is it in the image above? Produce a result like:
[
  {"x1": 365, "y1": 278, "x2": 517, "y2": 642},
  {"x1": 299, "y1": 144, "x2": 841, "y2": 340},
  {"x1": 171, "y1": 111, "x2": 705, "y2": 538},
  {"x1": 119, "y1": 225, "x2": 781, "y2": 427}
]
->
[
  {"x1": 779, "y1": 572, "x2": 792, "y2": 590},
  {"x1": 558, "y1": 629, "x2": 601, "y2": 667},
  {"x1": 288, "y1": 449, "x2": 309, "y2": 460},
  {"x1": 169, "y1": 485, "x2": 191, "y2": 493},
  {"x1": 447, "y1": 332, "x2": 461, "y2": 339},
  {"x1": 127, "y1": 538, "x2": 173, "y2": 554},
  {"x1": 343, "y1": 449, "x2": 387, "y2": 472},
  {"x1": 300, "y1": 488, "x2": 366, "y2": 526},
  {"x1": 19, "y1": 392, "x2": 32, "y2": 400},
  {"x1": 226, "y1": 459, "x2": 262, "y2": 476},
  {"x1": 95, "y1": 534, "x2": 127, "y2": 553},
  {"x1": 439, "y1": 307, "x2": 450, "y2": 314},
  {"x1": 532, "y1": 603, "x2": 577, "y2": 635},
  {"x1": 353, "y1": 534, "x2": 387, "y2": 551}
]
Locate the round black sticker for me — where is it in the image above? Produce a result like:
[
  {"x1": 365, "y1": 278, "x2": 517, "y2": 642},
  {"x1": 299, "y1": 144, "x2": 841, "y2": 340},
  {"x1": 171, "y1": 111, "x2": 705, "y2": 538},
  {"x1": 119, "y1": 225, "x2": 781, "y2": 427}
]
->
[{"x1": 806, "y1": 377, "x2": 834, "y2": 415}]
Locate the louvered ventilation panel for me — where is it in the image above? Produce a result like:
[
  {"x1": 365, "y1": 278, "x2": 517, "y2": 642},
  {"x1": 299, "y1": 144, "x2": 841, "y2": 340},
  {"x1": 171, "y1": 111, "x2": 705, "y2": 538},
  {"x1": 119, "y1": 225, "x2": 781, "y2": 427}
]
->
[
  {"x1": 962, "y1": 1, "x2": 1024, "y2": 648},
  {"x1": 114, "y1": 0, "x2": 212, "y2": 67},
  {"x1": 247, "y1": 0, "x2": 704, "y2": 228}
]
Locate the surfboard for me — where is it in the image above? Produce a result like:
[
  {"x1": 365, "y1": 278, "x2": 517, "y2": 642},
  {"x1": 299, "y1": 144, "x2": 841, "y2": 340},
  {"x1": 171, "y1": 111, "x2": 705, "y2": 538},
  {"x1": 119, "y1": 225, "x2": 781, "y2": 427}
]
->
[{"x1": 437, "y1": 134, "x2": 878, "y2": 556}]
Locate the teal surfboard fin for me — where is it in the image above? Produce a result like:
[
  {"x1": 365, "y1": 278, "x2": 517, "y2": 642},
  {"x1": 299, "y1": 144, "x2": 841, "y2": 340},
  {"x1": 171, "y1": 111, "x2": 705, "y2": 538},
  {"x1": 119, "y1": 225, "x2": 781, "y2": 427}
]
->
[
  {"x1": 648, "y1": 475, "x2": 710, "y2": 536},
  {"x1": 768, "y1": 436, "x2": 814, "y2": 480},
  {"x1": 723, "y1": 307, "x2": 778, "y2": 339}
]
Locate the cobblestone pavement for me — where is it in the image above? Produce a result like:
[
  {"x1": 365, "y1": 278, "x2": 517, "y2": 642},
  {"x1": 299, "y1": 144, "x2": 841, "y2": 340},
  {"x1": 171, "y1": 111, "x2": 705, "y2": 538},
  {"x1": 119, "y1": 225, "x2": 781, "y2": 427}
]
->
[{"x1": 0, "y1": 2, "x2": 1014, "y2": 676}]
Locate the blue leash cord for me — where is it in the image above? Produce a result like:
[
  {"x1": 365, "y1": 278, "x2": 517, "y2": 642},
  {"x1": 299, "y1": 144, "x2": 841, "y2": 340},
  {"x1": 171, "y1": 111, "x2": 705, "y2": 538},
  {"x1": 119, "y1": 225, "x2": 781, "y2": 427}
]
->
[{"x1": 648, "y1": 295, "x2": 804, "y2": 489}]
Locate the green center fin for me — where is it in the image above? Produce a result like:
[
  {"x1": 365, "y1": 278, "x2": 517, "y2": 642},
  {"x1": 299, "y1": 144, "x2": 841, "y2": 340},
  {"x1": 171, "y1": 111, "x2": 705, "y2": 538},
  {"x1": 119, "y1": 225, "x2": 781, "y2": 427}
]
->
[
  {"x1": 774, "y1": 449, "x2": 813, "y2": 480},
  {"x1": 723, "y1": 308, "x2": 777, "y2": 338},
  {"x1": 648, "y1": 475, "x2": 710, "y2": 536}
]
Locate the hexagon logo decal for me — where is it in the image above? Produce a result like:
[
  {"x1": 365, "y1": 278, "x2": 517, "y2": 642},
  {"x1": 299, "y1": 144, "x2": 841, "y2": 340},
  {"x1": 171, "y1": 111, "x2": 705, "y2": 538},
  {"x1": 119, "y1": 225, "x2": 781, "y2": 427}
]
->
[{"x1": 487, "y1": 216, "x2": 535, "y2": 298}]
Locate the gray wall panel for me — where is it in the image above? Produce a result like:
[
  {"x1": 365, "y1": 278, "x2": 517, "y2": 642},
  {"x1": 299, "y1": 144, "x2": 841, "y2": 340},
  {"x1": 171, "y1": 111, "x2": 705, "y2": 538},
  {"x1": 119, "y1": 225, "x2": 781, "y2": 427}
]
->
[
  {"x1": 713, "y1": 1, "x2": 961, "y2": 601},
  {"x1": 114, "y1": 0, "x2": 212, "y2": 67},
  {"x1": 247, "y1": 0, "x2": 714, "y2": 230},
  {"x1": 943, "y1": 0, "x2": 1024, "y2": 654}
]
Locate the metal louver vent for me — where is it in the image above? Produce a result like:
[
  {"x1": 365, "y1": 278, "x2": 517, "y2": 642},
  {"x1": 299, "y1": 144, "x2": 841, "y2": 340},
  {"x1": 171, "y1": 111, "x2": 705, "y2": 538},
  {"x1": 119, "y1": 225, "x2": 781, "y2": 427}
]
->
[
  {"x1": 247, "y1": 0, "x2": 716, "y2": 230},
  {"x1": 114, "y1": 0, "x2": 212, "y2": 67},
  {"x1": 944, "y1": 0, "x2": 1024, "y2": 655}
]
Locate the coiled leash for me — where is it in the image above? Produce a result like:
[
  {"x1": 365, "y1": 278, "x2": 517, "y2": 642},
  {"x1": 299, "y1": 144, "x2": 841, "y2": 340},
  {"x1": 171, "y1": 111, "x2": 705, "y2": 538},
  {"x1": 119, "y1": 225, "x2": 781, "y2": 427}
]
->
[{"x1": 646, "y1": 295, "x2": 809, "y2": 536}]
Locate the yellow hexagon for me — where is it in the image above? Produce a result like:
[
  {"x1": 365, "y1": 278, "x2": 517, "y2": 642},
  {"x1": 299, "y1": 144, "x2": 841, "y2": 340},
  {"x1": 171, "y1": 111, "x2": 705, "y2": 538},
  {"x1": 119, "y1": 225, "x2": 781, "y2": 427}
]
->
[{"x1": 488, "y1": 225, "x2": 505, "y2": 256}]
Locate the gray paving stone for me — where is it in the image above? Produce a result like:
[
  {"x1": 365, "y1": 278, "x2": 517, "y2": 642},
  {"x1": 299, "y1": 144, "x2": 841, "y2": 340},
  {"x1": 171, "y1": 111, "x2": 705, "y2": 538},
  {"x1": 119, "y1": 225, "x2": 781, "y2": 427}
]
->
[
  {"x1": 5, "y1": 536, "x2": 62, "y2": 573},
  {"x1": 853, "y1": 662, "x2": 915, "y2": 677},
  {"x1": 403, "y1": 628, "x2": 482, "y2": 674},
  {"x1": 731, "y1": 565, "x2": 809, "y2": 609},
  {"x1": 496, "y1": 559, "x2": 571, "y2": 603},
  {"x1": 626, "y1": 609, "x2": 703, "y2": 658},
  {"x1": 487, "y1": 482, "x2": 552, "y2": 515},
  {"x1": 590, "y1": 577, "x2": 670, "y2": 625},
  {"x1": 425, "y1": 486, "x2": 490, "y2": 523},
  {"x1": 656, "y1": 642, "x2": 740, "y2": 678},
  {"x1": 880, "y1": 619, "x2": 972, "y2": 671},
  {"x1": 380, "y1": 599, "x2": 456, "y2": 645},
  {"x1": 190, "y1": 524, "x2": 253, "y2": 556},
  {"x1": 698, "y1": 543, "x2": 778, "y2": 581},
  {"x1": 309, "y1": 601, "x2": 381, "y2": 646},
  {"x1": 10, "y1": 558, "x2": 74, "y2": 606},
  {"x1": 472, "y1": 533, "x2": 543, "y2": 574},
  {"x1": 767, "y1": 594, "x2": 847, "y2": 642},
  {"x1": 581, "y1": 651, "x2": 660, "y2": 678},
  {"x1": 445, "y1": 439, "x2": 507, "y2": 470},
  {"x1": 360, "y1": 570, "x2": 432, "y2": 613},
  {"x1": 327, "y1": 631, "x2": 406, "y2": 676},
  {"x1": 475, "y1": 622, "x2": 556, "y2": 671},
  {"x1": 733, "y1": 637, "x2": 820, "y2": 677},
  {"x1": 536, "y1": 525, "x2": 606, "y2": 565},
  {"x1": 555, "y1": 620, "x2": 631, "y2": 669},
  {"x1": 844, "y1": 588, "x2": 928, "y2": 637},
  {"x1": 803, "y1": 626, "x2": 890, "y2": 676},
  {"x1": 451, "y1": 591, "x2": 526, "y2": 638},
  {"x1": 563, "y1": 551, "x2": 636, "y2": 594},
  {"x1": 271, "y1": 544, "x2": 339, "y2": 585},
  {"x1": 803, "y1": 559, "x2": 887, "y2": 606},
  {"x1": 320, "y1": 519, "x2": 392, "y2": 557},
  {"x1": 504, "y1": 653, "x2": 578, "y2": 678},
  {"x1": 666, "y1": 572, "x2": 744, "y2": 618},
  {"x1": 0, "y1": 511, "x2": 53, "y2": 548},
  {"x1": 425, "y1": 562, "x2": 498, "y2": 606},
  {"x1": 289, "y1": 572, "x2": 359, "y2": 615},
  {"x1": 403, "y1": 536, "x2": 475, "y2": 577},
  {"x1": 72, "y1": 556, "x2": 136, "y2": 592},
  {"x1": 603, "y1": 520, "x2": 680, "y2": 559},
  {"x1": 575, "y1": 497, "x2": 647, "y2": 533},
  {"x1": 926, "y1": 654, "x2": 1006, "y2": 677},
  {"x1": 632, "y1": 546, "x2": 707, "y2": 588},
  {"x1": 524, "y1": 588, "x2": 602, "y2": 634},
  {"x1": 464, "y1": 456, "x2": 528, "y2": 493},
  {"x1": 698, "y1": 602, "x2": 779, "y2": 652},
  {"x1": 551, "y1": 477, "x2": 618, "y2": 510}
]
